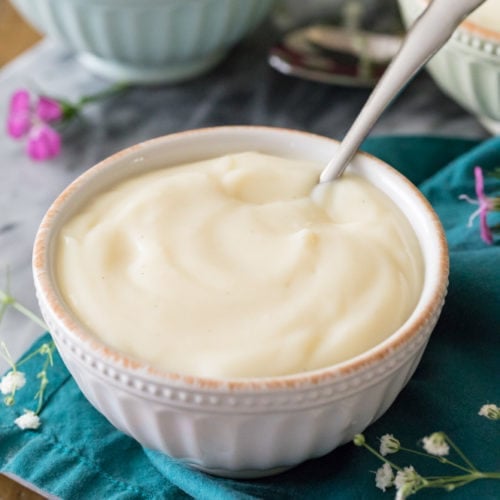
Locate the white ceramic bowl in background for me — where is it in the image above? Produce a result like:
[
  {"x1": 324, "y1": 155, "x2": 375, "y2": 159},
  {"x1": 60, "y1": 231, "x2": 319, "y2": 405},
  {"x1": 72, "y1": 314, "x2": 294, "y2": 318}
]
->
[
  {"x1": 33, "y1": 126, "x2": 448, "y2": 478},
  {"x1": 398, "y1": 0, "x2": 500, "y2": 134},
  {"x1": 9, "y1": 0, "x2": 275, "y2": 84}
]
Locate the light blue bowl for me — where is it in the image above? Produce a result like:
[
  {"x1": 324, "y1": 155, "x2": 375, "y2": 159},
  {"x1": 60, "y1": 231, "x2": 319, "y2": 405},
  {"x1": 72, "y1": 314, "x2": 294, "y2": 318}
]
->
[
  {"x1": 398, "y1": 0, "x2": 500, "y2": 134},
  {"x1": 10, "y1": 0, "x2": 275, "y2": 83}
]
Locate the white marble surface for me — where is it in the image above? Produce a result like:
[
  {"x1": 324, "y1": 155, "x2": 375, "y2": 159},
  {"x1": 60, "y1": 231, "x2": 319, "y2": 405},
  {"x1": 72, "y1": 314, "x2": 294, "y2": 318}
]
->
[{"x1": 0, "y1": 25, "x2": 489, "y2": 373}]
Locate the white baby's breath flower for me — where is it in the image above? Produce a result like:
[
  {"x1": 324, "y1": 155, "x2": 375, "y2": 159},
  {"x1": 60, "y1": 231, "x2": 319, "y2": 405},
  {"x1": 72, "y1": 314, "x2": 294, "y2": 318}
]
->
[
  {"x1": 379, "y1": 433, "x2": 400, "y2": 456},
  {"x1": 422, "y1": 432, "x2": 449, "y2": 456},
  {"x1": 0, "y1": 370, "x2": 26, "y2": 394},
  {"x1": 375, "y1": 462, "x2": 394, "y2": 492},
  {"x1": 478, "y1": 404, "x2": 500, "y2": 420},
  {"x1": 394, "y1": 466, "x2": 425, "y2": 498},
  {"x1": 395, "y1": 485, "x2": 412, "y2": 500},
  {"x1": 14, "y1": 410, "x2": 41, "y2": 430},
  {"x1": 394, "y1": 466, "x2": 416, "y2": 490}
]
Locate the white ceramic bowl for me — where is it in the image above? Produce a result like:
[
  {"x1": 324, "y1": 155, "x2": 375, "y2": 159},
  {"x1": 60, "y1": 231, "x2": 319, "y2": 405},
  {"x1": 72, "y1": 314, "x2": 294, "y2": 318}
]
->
[
  {"x1": 398, "y1": 0, "x2": 500, "y2": 134},
  {"x1": 10, "y1": 0, "x2": 275, "y2": 84},
  {"x1": 33, "y1": 126, "x2": 448, "y2": 478}
]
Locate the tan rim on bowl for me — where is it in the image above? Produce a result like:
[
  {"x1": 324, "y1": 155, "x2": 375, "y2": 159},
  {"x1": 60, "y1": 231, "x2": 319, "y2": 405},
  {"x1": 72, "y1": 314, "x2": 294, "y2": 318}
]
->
[
  {"x1": 33, "y1": 126, "x2": 449, "y2": 391},
  {"x1": 418, "y1": 0, "x2": 500, "y2": 42}
]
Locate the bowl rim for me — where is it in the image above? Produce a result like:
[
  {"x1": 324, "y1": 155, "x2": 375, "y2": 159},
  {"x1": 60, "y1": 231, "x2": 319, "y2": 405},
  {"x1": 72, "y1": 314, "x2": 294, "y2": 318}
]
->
[
  {"x1": 418, "y1": 0, "x2": 500, "y2": 43},
  {"x1": 33, "y1": 125, "x2": 449, "y2": 391}
]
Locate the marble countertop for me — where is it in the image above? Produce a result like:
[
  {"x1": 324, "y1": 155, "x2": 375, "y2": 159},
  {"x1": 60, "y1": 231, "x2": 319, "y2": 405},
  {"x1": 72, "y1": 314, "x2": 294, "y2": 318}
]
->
[{"x1": 0, "y1": 24, "x2": 489, "y2": 373}]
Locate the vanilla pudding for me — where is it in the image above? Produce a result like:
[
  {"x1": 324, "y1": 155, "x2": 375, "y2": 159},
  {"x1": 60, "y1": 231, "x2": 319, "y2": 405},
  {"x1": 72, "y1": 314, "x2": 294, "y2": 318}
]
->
[{"x1": 56, "y1": 152, "x2": 424, "y2": 379}]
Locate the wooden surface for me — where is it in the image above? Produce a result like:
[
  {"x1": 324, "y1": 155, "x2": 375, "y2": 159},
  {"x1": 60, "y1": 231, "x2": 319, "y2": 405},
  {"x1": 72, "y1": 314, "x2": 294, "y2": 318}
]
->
[
  {"x1": 0, "y1": 475, "x2": 45, "y2": 500},
  {"x1": 0, "y1": 3, "x2": 45, "y2": 498},
  {"x1": 0, "y1": 0, "x2": 41, "y2": 66}
]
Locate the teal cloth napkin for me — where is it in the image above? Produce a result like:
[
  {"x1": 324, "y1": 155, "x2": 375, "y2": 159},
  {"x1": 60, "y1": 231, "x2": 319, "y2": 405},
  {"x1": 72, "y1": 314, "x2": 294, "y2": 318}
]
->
[{"x1": 1, "y1": 136, "x2": 499, "y2": 499}]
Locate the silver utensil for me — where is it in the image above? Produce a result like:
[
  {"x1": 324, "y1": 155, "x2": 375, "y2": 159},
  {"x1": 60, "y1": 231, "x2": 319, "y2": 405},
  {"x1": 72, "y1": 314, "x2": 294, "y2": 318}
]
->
[
  {"x1": 320, "y1": 0, "x2": 486, "y2": 183},
  {"x1": 269, "y1": 25, "x2": 402, "y2": 88}
]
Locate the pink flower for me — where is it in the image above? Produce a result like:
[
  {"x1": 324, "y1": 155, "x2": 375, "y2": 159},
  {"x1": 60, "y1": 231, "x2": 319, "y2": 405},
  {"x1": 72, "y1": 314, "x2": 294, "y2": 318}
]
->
[
  {"x1": 7, "y1": 84, "x2": 127, "y2": 162},
  {"x1": 6, "y1": 89, "x2": 62, "y2": 161},
  {"x1": 27, "y1": 125, "x2": 61, "y2": 161},
  {"x1": 459, "y1": 166, "x2": 495, "y2": 245},
  {"x1": 36, "y1": 96, "x2": 63, "y2": 122},
  {"x1": 7, "y1": 89, "x2": 31, "y2": 138}
]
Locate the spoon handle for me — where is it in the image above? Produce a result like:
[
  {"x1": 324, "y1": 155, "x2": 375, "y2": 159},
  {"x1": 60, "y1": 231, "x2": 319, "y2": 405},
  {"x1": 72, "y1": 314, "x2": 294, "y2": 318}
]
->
[{"x1": 320, "y1": 0, "x2": 486, "y2": 183}]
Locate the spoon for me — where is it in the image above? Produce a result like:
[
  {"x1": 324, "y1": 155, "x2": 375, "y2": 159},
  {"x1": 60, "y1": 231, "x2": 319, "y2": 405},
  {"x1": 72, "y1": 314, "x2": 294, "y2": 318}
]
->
[{"x1": 320, "y1": 0, "x2": 486, "y2": 183}]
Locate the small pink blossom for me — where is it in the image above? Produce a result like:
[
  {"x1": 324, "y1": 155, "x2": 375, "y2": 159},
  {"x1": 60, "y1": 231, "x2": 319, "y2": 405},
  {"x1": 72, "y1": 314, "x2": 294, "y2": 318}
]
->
[
  {"x1": 27, "y1": 124, "x2": 61, "y2": 161},
  {"x1": 459, "y1": 166, "x2": 496, "y2": 245},
  {"x1": 6, "y1": 89, "x2": 62, "y2": 161},
  {"x1": 36, "y1": 96, "x2": 63, "y2": 122},
  {"x1": 7, "y1": 89, "x2": 31, "y2": 138},
  {"x1": 6, "y1": 84, "x2": 127, "y2": 162}
]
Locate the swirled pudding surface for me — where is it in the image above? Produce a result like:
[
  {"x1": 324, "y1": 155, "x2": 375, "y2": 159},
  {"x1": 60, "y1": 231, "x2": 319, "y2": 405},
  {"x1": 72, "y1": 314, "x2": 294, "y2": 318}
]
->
[{"x1": 56, "y1": 152, "x2": 423, "y2": 378}]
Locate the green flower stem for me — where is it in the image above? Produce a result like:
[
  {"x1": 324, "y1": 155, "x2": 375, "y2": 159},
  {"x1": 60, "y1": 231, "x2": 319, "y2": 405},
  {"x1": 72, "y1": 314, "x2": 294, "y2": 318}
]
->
[
  {"x1": 35, "y1": 375, "x2": 46, "y2": 414},
  {"x1": 10, "y1": 301, "x2": 47, "y2": 330},
  {"x1": 425, "y1": 471, "x2": 500, "y2": 490},
  {"x1": 15, "y1": 350, "x2": 39, "y2": 367},
  {"x1": 443, "y1": 433, "x2": 478, "y2": 472},
  {"x1": 0, "y1": 300, "x2": 9, "y2": 323},
  {"x1": 41, "y1": 343, "x2": 54, "y2": 366},
  {"x1": 480, "y1": 472, "x2": 500, "y2": 480},
  {"x1": 60, "y1": 82, "x2": 129, "y2": 120},
  {"x1": 77, "y1": 82, "x2": 128, "y2": 106},
  {"x1": 0, "y1": 289, "x2": 47, "y2": 331},
  {"x1": 0, "y1": 280, "x2": 57, "y2": 418},
  {"x1": 34, "y1": 347, "x2": 54, "y2": 414},
  {"x1": 0, "y1": 341, "x2": 15, "y2": 370},
  {"x1": 359, "y1": 441, "x2": 402, "y2": 471},
  {"x1": 16, "y1": 342, "x2": 55, "y2": 368},
  {"x1": 399, "y1": 446, "x2": 473, "y2": 474}
]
